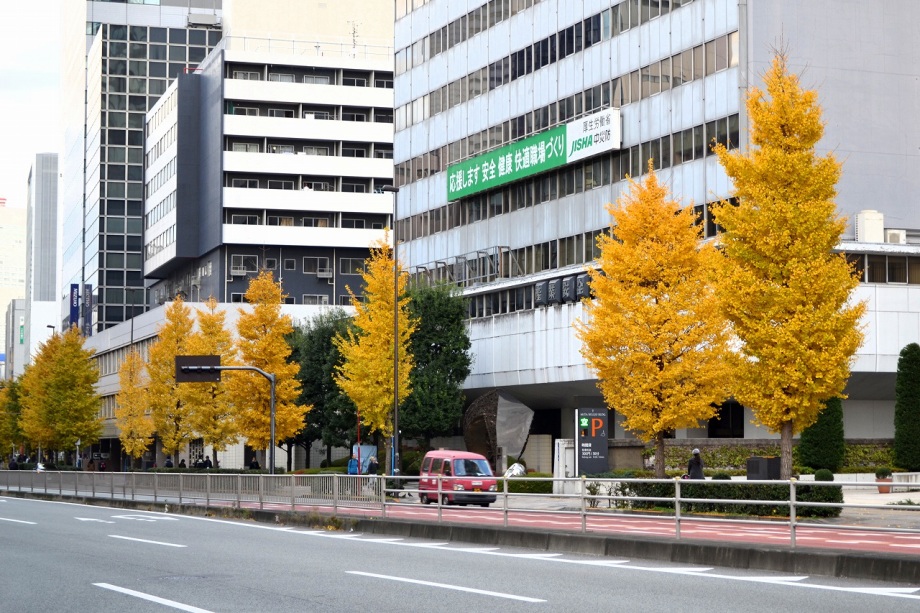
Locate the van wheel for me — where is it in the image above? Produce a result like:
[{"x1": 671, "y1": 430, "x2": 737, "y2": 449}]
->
[
  {"x1": 441, "y1": 494, "x2": 450, "y2": 506},
  {"x1": 479, "y1": 503, "x2": 490, "y2": 508}
]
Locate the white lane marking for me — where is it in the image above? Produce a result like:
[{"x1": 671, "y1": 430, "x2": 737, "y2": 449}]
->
[
  {"x1": 108, "y1": 535, "x2": 187, "y2": 548},
  {"x1": 0, "y1": 517, "x2": 36, "y2": 524},
  {"x1": 512, "y1": 553, "x2": 563, "y2": 559},
  {"x1": 76, "y1": 517, "x2": 115, "y2": 524},
  {"x1": 346, "y1": 571, "x2": 545, "y2": 603},
  {"x1": 111, "y1": 514, "x2": 179, "y2": 522},
  {"x1": 94, "y1": 583, "x2": 213, "y2": 612},
  {"x1": 891, "y1": 543, "x2": 920, "y2": 549}
]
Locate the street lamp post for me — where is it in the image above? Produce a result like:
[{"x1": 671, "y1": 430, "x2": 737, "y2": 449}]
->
[{"x1": 382, "y1": 185, "x2": 400, "y2": 475}]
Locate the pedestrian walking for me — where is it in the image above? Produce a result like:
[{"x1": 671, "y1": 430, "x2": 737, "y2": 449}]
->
[{"x1": 688, "y1": 448, "x2": 704, "y2": 479}]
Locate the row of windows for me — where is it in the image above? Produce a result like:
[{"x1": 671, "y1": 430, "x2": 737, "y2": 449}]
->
[
  {"x1": 100, "y1": 163, "x2": 143, "y2": 182},
  {"x1": 229, "y1": 255, "x2": 366, "y2": 276},
  {"x1": 227, "y1": 101, "x2": 393, "y2": 124},
  {"x1": 397, "y1": 28, "x2": 737, "y2": 136},
  {"x1": 104, "y1": 76, "x2": 169, "y2": 97},
  {"x1": 101, "y1": 23, "x2": 220, "y2": 47},
  {"x1": 229, "y1": 292, "x2": 353, "y2": 306},
  {"x1": 148, "y1": 87, "x2": 177, "y2": 134},
  {"x1": 104, "y1": 58, "x2": 200, "y2": 81},
  {"x1": 147, "y1": 124, "x2": 177, "y2": 168},
  {"x1": 103, "y1": 40, "x2": 210, "y2": 65},
  {"x1": 226, "y1": 212, "x2": 384, "y2": 230},
  {"x1": 145, "y1": 224, "x2": 176, "y2": 260},
  {"x1": 228, "y1": 65, "x2": 394, "y2": 89},
  {"x1": 103, "y1": 252, "x2": 144, "y2": 271},
  {"x1": 849, "y1": 254, "x2": 920, "y2": 285},
  {"x1": 145, "y1": 158, "x2": 177, "y2": 198},
  {"x1": 101, "y1": 180, "x2": 144, "y2": 200},
  {"x1": 226, "y1": 175, "x2": 393, "y2": 193},
  {"x1": 395, "y1": 34, "x2": 737, "y2": 188},
  {"x1": 146, "y1": 191, "x2": 176, "y2": 230},
  {"x1": 228, "y1": 140, "x2": 392, "y2": 159},
  {"x1": 103, "y1": 111, "x2": 146, "y2": 131}
]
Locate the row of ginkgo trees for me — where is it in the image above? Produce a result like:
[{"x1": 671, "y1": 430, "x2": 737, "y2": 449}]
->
[
  {"x1": 116, "y1": 271, "x2": 305, "y2": 467},
  {"x1": 575, "y1": 52, "x2": 865, "y2": 479}
]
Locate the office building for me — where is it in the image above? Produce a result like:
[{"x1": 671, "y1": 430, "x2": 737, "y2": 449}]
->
[
  {"x1": 61, "y1": 0, "x2": 223, "y2": 334},
  {"x1": 393, "y1": 0, "x2": 920, "y2": 449},
  {"x1": 24, "y1": 153, "x2": 59, "y2": 370},
  {"x1": 0, "y1": 200, "x2": 27, "y2": 362}
]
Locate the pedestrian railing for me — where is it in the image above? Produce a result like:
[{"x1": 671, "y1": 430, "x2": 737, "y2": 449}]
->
[{"x1": 2, "y1": 470, "x2": 919, "y2": 548}]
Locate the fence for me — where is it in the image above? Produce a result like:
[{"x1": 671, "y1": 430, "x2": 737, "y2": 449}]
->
[{"x1": 3, "y1": 471, "x2": 919, "y2": 549}]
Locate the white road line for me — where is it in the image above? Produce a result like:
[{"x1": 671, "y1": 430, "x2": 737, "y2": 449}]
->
[
  {"x1": 75, "y1": 517, "x2": 115, "y2": 524},
  {"x1": 94, "y1": 583, "x2": 213, "y2": 612},
  {"x1": 0, "y1": 517, "x2": 36, "y2": 524},
  {"x1": 108, "y1": 535, "x2": 187, "y2": 548},
  {"x1": 346, "y1": 571, "x2": 545, "y2": 603}
]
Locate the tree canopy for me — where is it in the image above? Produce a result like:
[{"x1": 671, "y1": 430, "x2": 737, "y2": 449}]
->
[
  {"x1": 576, "y1": 162, "x2": 732, "y2": 477},
  {"x1": 894, "y1": 343, "x2": 920, "y2": 471},
  {"x1": 115, "y1": 349, "x2": 154, "y2": 461},
  {"x1": 712, "y1": 51, "x2": 865, "y2": 478},
  {"x1": 18, "y1": 326, "x2": 102, "y2": 453},
  {"x1": 401, "y1": 283, "x2": 472, "y2": 448},
  {"x1": 227, "y1": 271, "x2": 306, "y2": 451},
  {"x1": 334, "y1": 233, "x2": 416, "y2": 474}
]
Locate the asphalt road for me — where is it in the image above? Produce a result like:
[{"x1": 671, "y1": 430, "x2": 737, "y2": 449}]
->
[{"x1": 2, "y1": 496, "x2": 919, "y2": 612}]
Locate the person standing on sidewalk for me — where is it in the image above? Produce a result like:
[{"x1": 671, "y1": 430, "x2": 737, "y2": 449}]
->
[{"x1": 688, "y1": 448, "x2": 705, "y2": 479}]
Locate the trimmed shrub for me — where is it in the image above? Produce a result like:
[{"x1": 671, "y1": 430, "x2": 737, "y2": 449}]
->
[
  {"x1": 895, "y1": 343, "x2": 920, "y2": 471},
  {"x1": 501, "y1": 472, "x2": 553, "y2": 495},
  {"x1": 797, "y1": 397, "x2": 845, "y2": 472}
]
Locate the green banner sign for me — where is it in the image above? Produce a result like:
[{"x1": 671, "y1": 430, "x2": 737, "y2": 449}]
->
[{"x1": 447, "y1": 107, "x2": 620, "y2": 200}]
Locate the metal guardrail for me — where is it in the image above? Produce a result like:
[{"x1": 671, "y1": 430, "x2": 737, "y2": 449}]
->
[{"x1": 3, "y1": 471, "x2": 919, "y2": 548}]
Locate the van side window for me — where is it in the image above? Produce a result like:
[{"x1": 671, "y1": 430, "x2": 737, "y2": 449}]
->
[
  {"x1": 432, "y1": 459, "x2": 442, "y2": 473},
  {"x1": 443, "y1": 462, "x2": 452, "y2": 476},
  {"x1": 421, "y1": 457, "x2": 432, "y2": 473}
]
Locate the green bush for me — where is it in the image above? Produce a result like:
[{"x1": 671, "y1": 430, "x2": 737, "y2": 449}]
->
[
  {"x1": 500, "y1": 472, "x2": 553, "y2": 494},
  {"x1": 875, "y1": 466, "x2": 893, "y2": 478},
  {"x1": 798, "y1": 397, "x2": 846, "y2": 472},
  {"x1": 895, "y1": 343, "x2": 920, "y2": 471},
  {"x1": 400, "y1": 449, "x2": 423, "y2": 476}
]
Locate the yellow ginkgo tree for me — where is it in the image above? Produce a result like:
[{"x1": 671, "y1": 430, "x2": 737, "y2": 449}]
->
[
  {"x1": 147, "y1": 295, "x2": 195, "y2": 461},
  {"x1": 712, "y1": 51, "x2": 865, "y2": 478},
  {"x1": 227, "y1": 271, "x2": 306, "y2": 455},
  {"x1": 183, "y1": 296, "x2": 239, "y2": 467},
  {"x1": 334, "y1": 232, "x2": 415, "y2": 475},
  {"x1": 576, "y1": 162, "x2": 732, "y2": 477},
  {"x1": 116, "y1": 349, "x2": 154, "y2": 466}
]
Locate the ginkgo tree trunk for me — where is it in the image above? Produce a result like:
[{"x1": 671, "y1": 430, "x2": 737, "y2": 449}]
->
[
  {"x1": 335, "y1": 232, "x2": 416, "y2": 476},
  {"x1": 575, "y1": 162, "x2": 732, "y2": 478},
  {"x1": 712, "y1": 51, "x2": 865, "y2": 479}
]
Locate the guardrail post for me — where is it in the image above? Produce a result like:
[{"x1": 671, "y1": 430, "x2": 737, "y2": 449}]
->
[
  {"x1": 789, "y1": 478, "x2": 797, "y2": 549},
  {"x1": 154, "y1": 472, "x2": 158, "y2": 502},
  {"x1": 237, "y1": 474, "x2": 242, "y2": 508},
  {"x1": 259, "y1": 475, "x2": 264, "y2": 510},
  {"x1": 43, "y1": 470, "x2": 48, "y2": 493},
  {"x1": 92, "y1": 472, "x2": 96, "y2": 498},
  {"x1": 503, "y1": 476, "x2": 509, "y2": 528},
  {"x1": 380, "y1": 476, "x2": 386, "y2": 518},
  {"x1": 58, "y1": 471, "x2": 62, "y2": 496},
  {"x1": 291, "y1": 474, "x2": 296, "y2": 511},
  {"x1": 131, "y1": 472, "x2": 136, "y2": 501},
  {"x1": 580, "y1": 477, "x2": 587, "y2": 534},
  {"x1": 333, "y1": 475, "x2": 339, "y2": 514},
  {"x1": 437, "y1": 476, "x2": 443, "y2": 523},
  {"x1": 179, "y1": 473, "x2": 184, "y2": 505},
  {"x1": 109, "y1": 472, "x2": 114, "y2": 499},
  {"x1": 206, "y1": 473, "x2": 211, "y2": 509},
  {"x1": 674, "y1": 478, "x2": 682, "y2": 540}
]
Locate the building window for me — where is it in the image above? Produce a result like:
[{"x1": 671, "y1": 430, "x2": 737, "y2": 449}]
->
[
  {"x1": 303, "y1": 216, "x2": 330, "y2": 227},
  {"x1": 265, "y1": 258, "x2": 277, "y2": 270},
  {"x1": 303, "y1": 256, "x2": 330, "y2": 274},
  {"x1": 303, "y1": 294, "x2": 329, "y2": 305},
  {"x1": 231, "y1": 178, "x2": 259, "y2": 188},
  {"x1": 303, "y1": 145, "x2": 329, "y2": 156},
  {"x1": 342, "y1": 183, "x2": 367, "y2": 193},
  {"x1": 268, "y1": 216, "x2": 294, "y2": 226},
  {"x1": 303, "y1": 75, "x2": 331, "y2": 85},
  {"x1": 284, "y1": 259, "x2": 296, "y2": 271},
  {"x1": 230, "y1": 292, "x2": 245, "y2": 302},
  {"x1": 230, "y1": 214, "x2": 260, "y2": 225},
  {"x1": 232, "y1": 70, "x2": 261, "y2": 80},
  {"x1": 232, "y1": 142, "x2": 260, "y2": 152},
  {"x1": 268, "y1": 108, "x2": 294, "y2": 118},
  {"x1": 231, "y1": 106, "x2": 258, "y2": 116},
  {"x1": 268, "y1": 73, "x2": 295, "y2": 82},
  {"x1": 342, "y1": 218, "x2": 366, "y2": 229},
  {"x1": 340, "y1": 258, "x2": 364, "y2": 275},
  {"x1": 267, "y1": 180, "x2": 294, "y2": 190},
  {"x1": 270, "y1": 144, "x2": 296, "y2": 154},
  {"x1": 230, "y1": 254, "x2": 258, "y2": 275}
]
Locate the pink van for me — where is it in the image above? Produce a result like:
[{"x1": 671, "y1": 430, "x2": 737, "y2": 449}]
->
[{"x1": 418, "y1": 450, "x2": 498, "y2": 506}]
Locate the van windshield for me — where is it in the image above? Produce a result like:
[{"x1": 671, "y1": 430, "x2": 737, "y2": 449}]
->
[{"x1": 453, "y1": 459, "x2": 492, "y2": 477}]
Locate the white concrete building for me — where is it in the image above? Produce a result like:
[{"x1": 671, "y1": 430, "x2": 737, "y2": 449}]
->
[{"x1": 393, "y1": 0, "x2": 920, "y2": 446}]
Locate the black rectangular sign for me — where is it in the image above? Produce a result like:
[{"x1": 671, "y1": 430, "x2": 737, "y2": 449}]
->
[
  {"x1": 576, "y1": 407, "x2": 609, "y2": 476},
  {"x1": 175, "y1": 355, "x2": 221, "y2": 383}
]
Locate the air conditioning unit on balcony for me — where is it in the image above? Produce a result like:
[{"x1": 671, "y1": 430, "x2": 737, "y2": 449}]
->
[
  {"x1": 230, "y1": 267, "x2": 247, "y2": 276},
  {"x1": 317, "y1": 268, "x2": 333, "y2": 279},
  {"x1": 886, "y1": 229, "x2": 907, "y2": 244}
]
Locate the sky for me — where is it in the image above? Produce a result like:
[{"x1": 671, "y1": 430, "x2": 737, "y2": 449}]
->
[{"x1": 0, "y1": 1, "x2": 62, "y2": 210}]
